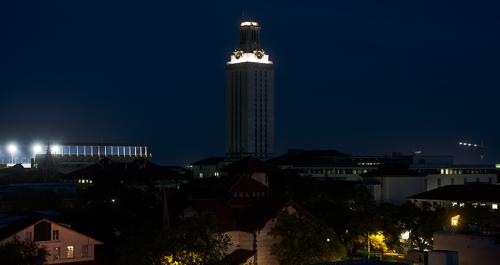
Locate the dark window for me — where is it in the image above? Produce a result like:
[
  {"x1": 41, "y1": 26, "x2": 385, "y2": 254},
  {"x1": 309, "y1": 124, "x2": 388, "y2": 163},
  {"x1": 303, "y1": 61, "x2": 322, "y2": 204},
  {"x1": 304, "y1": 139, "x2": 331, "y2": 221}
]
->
[
  {"x1": 52, "y1": 230, "x2": 60, "y2": 240},
  {"x1": 82, "y1": 245, "x2": 88, "y2": 257},
  {"x1": 34, "y1": 221, "x2": 51, "y2": 242}
]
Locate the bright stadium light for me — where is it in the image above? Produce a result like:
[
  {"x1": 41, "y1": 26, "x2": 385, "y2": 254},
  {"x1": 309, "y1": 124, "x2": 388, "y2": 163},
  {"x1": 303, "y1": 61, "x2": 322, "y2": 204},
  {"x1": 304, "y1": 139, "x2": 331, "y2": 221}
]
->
[
  {"x1": 51, "y1": 145, "x2": 61, "y2": 155},
  {"x1": 7, "y1": 143, "x2": 18, "y2": 164},
  {"x1": 32, "y1": 144, "x2": 43, "y2": 155}
]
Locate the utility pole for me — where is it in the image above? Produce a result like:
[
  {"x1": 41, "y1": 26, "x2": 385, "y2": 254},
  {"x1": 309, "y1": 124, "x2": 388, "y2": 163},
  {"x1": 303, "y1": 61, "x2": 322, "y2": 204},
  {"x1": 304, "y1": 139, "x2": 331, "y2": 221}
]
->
[{"x1": 367, "y1": 231, "x2": 370, "y2": 259}]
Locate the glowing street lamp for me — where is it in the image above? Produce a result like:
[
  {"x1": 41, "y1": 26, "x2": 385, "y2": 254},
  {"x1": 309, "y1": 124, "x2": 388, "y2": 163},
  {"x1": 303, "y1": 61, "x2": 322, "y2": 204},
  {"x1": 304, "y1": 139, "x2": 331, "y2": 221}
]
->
[{"x1": 7, "y1": 144, "x2": 18, "y2": 164}]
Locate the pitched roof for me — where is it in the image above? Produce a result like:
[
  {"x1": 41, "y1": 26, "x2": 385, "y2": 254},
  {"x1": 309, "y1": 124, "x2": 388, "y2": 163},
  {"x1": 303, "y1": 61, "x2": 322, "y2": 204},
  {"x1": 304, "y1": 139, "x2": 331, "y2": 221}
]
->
[
  {"x1": 65, "y1": 158, "x2": 188, "y2": 183},
  {"x1": 221, "y1": 157, "x2": 279, "y2": 175},
  {"x1": 221, "y1": 249, "x2": 255, "y2": 265},
  {"x1": 267, "y1": 149, "x2": 351, "y2": 166},
  {"x1": 191, "y1": 157, "x2": 225, "y2": 166},
  {"x1": 0, "y1": 215, "x2": 103, "y2": 244},
  {"x1": 409, "y1": 184, "x2": 500, "y2": 202},
  {"x1": 190, "y1": 198, "x2": 300, "y2": 233}
]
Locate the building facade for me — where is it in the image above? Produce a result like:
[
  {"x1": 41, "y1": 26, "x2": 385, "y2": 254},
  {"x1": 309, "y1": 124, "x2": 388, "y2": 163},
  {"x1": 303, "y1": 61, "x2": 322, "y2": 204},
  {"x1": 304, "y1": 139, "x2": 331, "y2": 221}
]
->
[
  {"x1": 225, "y1": 21, "x2": 274, "y2": 160},
  {"x1": 0, "y1": 218, "x2": 103, "y2": 264}
]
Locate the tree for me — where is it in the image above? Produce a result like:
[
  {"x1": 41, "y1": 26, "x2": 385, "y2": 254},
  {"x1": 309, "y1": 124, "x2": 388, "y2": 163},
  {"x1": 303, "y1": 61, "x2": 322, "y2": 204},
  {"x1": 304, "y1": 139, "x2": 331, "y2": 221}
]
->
[
  {"x1": 270, "y1": 212, "x2": 345, "y2": 265},
  {"x1": 0, "y1": 237, "x2": 48, "y2": 265},
  {"x1": 400, "y1": 202, "x2": 447, "y2": 250},
  {"x1": 116, "y1": 214, "x2": 230, "y2": 265}
]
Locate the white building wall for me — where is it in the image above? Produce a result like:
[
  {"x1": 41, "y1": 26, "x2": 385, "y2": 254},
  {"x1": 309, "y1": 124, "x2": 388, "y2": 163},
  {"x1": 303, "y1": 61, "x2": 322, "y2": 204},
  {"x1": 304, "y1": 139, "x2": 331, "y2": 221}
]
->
[
  {"x1": 255, "y1": 218, "x2": 279, "y2": 265},
  {"x1": 225, "y1": 231, "x2": 254, "y2": 255},
  {"x1": 380, "y1": 176, "x2": 427, "y2": 205}
]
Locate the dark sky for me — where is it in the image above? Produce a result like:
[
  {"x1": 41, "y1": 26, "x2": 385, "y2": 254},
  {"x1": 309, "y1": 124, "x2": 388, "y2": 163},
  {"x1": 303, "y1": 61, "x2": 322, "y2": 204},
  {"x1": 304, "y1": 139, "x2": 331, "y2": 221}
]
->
[{"x1": 1, "y1": 0, "x2": 500, "y2": 165}]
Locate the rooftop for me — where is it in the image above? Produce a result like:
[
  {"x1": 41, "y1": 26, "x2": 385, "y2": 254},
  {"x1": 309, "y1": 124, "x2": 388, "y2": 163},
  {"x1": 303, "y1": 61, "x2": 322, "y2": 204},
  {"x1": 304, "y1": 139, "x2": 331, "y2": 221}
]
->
[{"x1": 409, "y1": 184, "x2": 500, "y2": 203}]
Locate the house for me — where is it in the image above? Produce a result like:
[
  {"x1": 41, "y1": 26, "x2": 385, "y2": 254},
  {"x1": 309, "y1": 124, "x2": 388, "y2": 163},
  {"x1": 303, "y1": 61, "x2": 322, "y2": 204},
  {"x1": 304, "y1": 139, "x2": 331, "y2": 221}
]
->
[
  {"x1": 185, "y1": 157, "x2": 312, "y2": 265},
  {"x1": 188, "y1": 198, "x2": 306, "y2": 265},
  {"x1": 0, "y1": 216, "x2": 103, "y2": 264}
]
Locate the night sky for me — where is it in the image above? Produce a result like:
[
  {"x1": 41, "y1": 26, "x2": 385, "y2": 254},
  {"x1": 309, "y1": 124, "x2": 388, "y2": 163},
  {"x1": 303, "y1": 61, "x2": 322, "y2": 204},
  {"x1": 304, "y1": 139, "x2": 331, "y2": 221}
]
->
[{"x1": 2, "y1": 1, "x2": 500, "y2": 165}]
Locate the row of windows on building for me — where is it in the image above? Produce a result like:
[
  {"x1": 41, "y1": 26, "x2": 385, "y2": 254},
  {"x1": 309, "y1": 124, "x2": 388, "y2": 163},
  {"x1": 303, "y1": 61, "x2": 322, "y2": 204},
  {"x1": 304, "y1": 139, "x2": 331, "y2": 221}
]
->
[
  {"x1": 302, "y1": 168, "x2": 371, "y2": 175},
  {"x1": 78, "y1": 179, "x2": 93, "y2": 184},
  {"x1": 233, "y1": 191, "x2": 266, "y2": 198},
  {"x1": 52, "y1": 245, "x2": 88, "y2": 260},
  {"x1": 438, "y1": 168, "x2": 495, "y2": 175},
  {"x1": 26, "y1": 229, "x2": 60, "y2": 242},
  {"x1": 435, "y1": 177, "x2": 493, "y2": 187}
]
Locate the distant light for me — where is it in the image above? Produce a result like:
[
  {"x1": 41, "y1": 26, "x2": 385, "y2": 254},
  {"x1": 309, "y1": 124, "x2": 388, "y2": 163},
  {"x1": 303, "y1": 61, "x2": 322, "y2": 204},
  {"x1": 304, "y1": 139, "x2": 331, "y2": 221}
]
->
[
  {"x1": 111, "y1": 198, "x2": 116, "y2": 203},
  {"x1": 496, "y1": 164, "x2": 500, "y2": 169},
  {"x1": 33, "y1": 144, "x2": 43, "y2": 154},
  {"x1": 492, "y1": 204, "x2": 498, "y2": 210},
  {"x1": 7, "y1": 144, "x2": 17, "y2": 154},
  {"x1": 326, "y1": 238, "x2": 330, "y2": 242}
]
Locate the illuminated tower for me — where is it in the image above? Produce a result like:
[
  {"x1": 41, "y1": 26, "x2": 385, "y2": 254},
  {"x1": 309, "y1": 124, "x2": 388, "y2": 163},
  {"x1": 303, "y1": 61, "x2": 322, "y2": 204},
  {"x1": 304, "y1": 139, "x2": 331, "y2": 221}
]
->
[{"x1": 225, "y1": 21, "x2": 274, "y2": 159}]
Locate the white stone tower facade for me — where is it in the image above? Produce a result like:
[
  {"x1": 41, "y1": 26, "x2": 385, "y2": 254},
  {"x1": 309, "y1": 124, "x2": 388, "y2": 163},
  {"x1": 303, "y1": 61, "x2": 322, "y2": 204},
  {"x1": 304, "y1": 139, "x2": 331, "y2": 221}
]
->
[{"x1": 225, "y1": 21, "x2": 274, "y2": 159}]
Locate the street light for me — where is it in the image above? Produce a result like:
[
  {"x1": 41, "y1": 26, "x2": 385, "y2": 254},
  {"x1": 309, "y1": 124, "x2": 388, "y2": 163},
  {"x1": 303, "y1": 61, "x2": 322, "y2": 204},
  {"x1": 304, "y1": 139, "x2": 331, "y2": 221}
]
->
[{"x1": 7, "y1": 144, "x2": 18, "y2": 164}]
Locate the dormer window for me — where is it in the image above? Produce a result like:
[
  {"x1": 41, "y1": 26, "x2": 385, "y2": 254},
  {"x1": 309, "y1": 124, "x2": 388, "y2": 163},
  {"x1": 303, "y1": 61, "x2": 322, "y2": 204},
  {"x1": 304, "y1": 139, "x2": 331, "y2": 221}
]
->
[{"x1": 52, "y1": 230, "x2": 60, "y2": 240}]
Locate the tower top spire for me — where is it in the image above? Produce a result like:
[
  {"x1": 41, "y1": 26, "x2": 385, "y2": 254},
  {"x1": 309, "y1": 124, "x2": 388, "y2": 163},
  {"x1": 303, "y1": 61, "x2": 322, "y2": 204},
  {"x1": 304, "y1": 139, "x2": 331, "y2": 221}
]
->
[{"x1": 239, "y1": 21, "x2": 261, "y2": 52}]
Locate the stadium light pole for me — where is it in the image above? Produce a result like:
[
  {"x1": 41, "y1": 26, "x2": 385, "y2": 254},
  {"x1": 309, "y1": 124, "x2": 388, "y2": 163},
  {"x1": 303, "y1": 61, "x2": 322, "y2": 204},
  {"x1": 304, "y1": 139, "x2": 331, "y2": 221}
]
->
[{"x1": 7, "y1": 144, "x2": 18, "y2": 164}]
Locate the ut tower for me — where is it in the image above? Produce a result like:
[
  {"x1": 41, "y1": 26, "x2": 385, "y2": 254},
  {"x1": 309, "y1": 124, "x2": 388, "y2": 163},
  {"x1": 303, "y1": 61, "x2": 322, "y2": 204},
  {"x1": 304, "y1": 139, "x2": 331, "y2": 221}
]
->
[{"x1": 225, "y1": 21, "x2": 274, "y2": 160}]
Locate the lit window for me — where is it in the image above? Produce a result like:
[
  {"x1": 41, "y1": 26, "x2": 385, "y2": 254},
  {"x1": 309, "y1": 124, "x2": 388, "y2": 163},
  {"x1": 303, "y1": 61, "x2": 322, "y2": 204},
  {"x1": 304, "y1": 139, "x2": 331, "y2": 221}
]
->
[
  {"x1": 451, "y1": 202, "x2": 458, "y2": 207},
  {"x1": 52, "y1": 230, "x2": 59, "y2": 240},
  {"x1": 492, "y1": 204, "x2": 498, "y2": 210},
  {"x1": 451, "y1": 215, "x2": 460, "y2": 227},
  {"x1": 459, "y1": 203, "x2": 465, "y2": 207},
  {"x1": 199, "y1": 173, "x2": 204, "y2": 178},
  {"x1": 67, "y1": 246, "x2": 74, "y2": 258}
]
